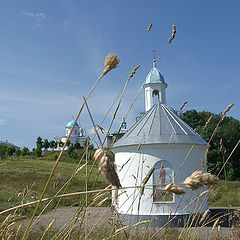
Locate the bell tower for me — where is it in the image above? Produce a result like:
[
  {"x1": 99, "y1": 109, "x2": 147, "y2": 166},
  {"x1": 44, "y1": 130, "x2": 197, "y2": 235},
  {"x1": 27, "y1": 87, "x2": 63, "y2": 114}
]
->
[{"x1": 143, "y1": 59, "x2": 167, "y2": 111}]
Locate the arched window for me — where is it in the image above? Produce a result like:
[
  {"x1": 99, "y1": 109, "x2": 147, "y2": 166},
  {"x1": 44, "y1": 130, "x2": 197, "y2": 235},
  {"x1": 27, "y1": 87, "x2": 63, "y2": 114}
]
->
[
  {"x1": 152, "y1": 90, "x2": 159, "y2": 105},
  {"x1": 153, "y1": 160, "x2": 174, "y2": 203}
]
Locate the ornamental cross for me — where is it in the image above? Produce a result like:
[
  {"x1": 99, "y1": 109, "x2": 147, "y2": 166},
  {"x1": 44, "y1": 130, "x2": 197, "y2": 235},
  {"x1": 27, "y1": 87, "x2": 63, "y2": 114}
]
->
[{"x1": 152, "y1": 49, "x2": 159, "y2": 60}]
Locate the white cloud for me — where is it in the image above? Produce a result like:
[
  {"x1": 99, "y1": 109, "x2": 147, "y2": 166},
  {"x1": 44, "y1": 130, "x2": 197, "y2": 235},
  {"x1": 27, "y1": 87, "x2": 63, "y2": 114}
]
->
[{"x1": 22, "y1": 11, "x2": 46, "y2": 27}]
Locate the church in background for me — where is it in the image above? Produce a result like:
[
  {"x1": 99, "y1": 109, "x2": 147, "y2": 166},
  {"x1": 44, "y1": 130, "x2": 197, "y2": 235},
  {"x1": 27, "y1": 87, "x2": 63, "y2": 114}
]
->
[{"x1": 54, "y1": 120, "x2": 89, "y2": 150}]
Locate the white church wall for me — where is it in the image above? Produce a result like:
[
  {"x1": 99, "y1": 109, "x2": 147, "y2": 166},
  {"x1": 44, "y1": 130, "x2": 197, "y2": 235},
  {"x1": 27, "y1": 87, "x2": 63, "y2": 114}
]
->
[{"x1": 113, "y1": 144, "x2": 208, "y2": 216}]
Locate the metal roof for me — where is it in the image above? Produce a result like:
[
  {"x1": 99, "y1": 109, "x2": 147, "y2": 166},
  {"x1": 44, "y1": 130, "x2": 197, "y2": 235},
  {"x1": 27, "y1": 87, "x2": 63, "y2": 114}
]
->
[
  {"x1": 66, "y1": 120, "x2": 79, "y2": 128},
  {"x1": 145, "y1": 65, "x2": 165, "y2": 84},
  {"x1": 113, "y1": 102, "x2": 207, "y2": 148}
]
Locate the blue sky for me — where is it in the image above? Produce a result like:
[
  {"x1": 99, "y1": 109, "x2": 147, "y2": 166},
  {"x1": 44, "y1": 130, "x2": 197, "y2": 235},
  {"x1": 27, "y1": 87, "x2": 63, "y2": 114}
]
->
[{"x1": 0, "y1": 0, "x2": 239, "y2": 149}]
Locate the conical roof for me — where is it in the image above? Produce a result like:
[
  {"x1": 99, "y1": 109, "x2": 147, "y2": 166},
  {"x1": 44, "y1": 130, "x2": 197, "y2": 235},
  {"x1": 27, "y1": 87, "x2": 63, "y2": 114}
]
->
[
  {"x1": 145, "y1": 65, "x2": 165, "y2": 84},
  {"x1": 113, "y1": 102, "x2": 207, "y2": 148}
]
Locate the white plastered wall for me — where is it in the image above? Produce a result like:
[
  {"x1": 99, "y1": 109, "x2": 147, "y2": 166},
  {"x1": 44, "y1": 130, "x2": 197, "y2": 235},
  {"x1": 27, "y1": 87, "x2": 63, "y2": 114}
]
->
[{"x1": 112, "y1": 144, "x2": 208, "y2": 216}]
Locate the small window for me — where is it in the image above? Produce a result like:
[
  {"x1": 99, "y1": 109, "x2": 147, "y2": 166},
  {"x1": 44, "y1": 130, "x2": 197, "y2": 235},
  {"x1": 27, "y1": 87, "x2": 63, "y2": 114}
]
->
[
  {"x1": 152, "y1": 90, "x2": 159, "y2": 105},
  {"x1": 152, "y1": 89, "x2": 159, "y2": 98},
  {"x1": 153, "y1": 160, "x2": 174, "y2": 203},
  {"x1": 75, "y1": 129, "x2": 77, "y2": 134}
]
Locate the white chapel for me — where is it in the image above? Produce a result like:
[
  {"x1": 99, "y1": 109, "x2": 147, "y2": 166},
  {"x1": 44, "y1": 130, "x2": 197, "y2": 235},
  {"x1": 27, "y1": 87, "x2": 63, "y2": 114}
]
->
[{"x1": 112, "y1": 60, "x2": 208, "y2": 226}]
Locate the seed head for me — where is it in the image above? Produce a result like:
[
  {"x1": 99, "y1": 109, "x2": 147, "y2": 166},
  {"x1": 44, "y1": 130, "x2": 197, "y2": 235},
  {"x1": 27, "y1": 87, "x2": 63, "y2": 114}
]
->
[
  {"x1": 168, "y1": 24, "x2": 176, "y2": 44},
  {"x1": 222, "y1": 103, "x2": 234, "y2": 120},
  {"x1": 129, "y1": 65, "x2": 140, "y2": 79},
  {"x1": 164, "y1": 183, "x2": 185, "y2": 195},
  {"x1": 94, "y1": 148, "x2": 121, "y2": 188},
  {"x1": 101, "y1": 53, "x2": 120, "y2": 77},
  {"x1": 205, "y1": 115, "x2": 213, "y2": 128},
  {"x1": 180, "y1": 101, "x2": 187, "y2": 111},
  {"x1": 147, "y1": 23, "x2": 152, "y2": 31}
]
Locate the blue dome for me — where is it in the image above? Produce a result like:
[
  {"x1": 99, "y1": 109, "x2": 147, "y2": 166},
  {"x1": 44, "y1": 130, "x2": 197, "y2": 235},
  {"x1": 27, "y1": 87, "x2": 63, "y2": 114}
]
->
[
  {"x1": 145, "y1": 66, "x2": 165, "y2": 84},
  {"x1": 66, "y1": 120, "x2": 79, "y2": 127}
]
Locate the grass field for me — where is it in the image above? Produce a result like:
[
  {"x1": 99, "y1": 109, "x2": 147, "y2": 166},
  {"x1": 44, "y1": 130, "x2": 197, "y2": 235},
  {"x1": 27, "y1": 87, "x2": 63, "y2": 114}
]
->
[
  {"x1": 0, "y1": 151, "x2": 239, "y2": 216},
  {"x1": 0, "y1": 151, "x2": 240, "y2": 239},
  {"x1": 0, "y1": 151, "x2": 109, "y2": 220}
]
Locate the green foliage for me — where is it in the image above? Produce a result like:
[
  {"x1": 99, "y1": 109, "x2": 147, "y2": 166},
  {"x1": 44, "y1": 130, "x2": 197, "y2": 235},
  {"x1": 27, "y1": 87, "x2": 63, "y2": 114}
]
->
[
  {"x1": 49, "y1": 140, "x2": 55, "y2": 150},
  {"x1": 35, "y1": 147, "x2": 42, "y2": 157},
  {"x1": 209, "y1": 182, "x2": 240, "y2": 207},
  {"x1": 15, "y1": 149, "x2": 21, "y2": 157},
  {"x1": 73, "y1": 142, "x2": 81, "y2": 149},
  {"x1": 58, "y1": 140, "x2": 64, "y2": 148},
  {"x1": 36, "y1": 136, "x2": 43, "y2": 149},
  {"x1": 180, "y1": 110, "x2": 240, "y2": 180},
  {"x1": 21, "y1": 147, "x2": 29, "y2": 156},
  {"x1": 0, "y1": 145, "x2": 7, "y2": 159},
  {"x1": 67, "y1": 145, "x2": 78, "y2": 159},
  {"x1": 6, "y1": 146, "x2": 15, "y2": 156},
  {"x1": 43, "y1": 139, "x2": 50, "y2": 151},
  {"x1": 53, "y1": 152, "x2": 58, "y2": 161}
]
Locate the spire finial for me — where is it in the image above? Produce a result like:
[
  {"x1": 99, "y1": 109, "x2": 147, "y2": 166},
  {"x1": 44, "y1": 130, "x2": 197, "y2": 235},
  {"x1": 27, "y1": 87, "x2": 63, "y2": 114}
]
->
[{"x1": 152, "y1": 49, "x2": 158, "y2": 67}]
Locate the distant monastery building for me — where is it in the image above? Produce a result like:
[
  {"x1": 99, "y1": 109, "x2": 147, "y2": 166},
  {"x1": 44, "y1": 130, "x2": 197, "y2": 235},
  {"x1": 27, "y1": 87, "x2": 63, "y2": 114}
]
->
[{"x1": 54, "y1": 120, "x2": 88, "y2": 150}]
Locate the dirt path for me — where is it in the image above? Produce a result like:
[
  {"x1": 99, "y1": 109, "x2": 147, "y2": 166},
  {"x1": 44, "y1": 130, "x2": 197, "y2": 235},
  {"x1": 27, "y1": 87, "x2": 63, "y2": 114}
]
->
[
  {"x1": 16, "y1": 207, "x2": 113, "y2": 233},
  {"x1": 15, "y1": 207, "x2": 239, "y2": 239}
]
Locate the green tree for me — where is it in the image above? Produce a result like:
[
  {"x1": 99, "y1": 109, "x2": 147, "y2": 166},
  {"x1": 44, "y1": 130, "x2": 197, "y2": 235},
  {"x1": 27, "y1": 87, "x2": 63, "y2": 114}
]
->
[
  {"x1": 35, "y1": 147, "x2": 42, "y2": 157},
  {"x1": 0, "y1": 145, "x2": 7, "y2": 159},
  {"x1": 22, "y1": 147, "x2": 29, "y2": 156},
  {"x1": 180, "y1": 110, "x2": 240, "y2": 180},
  {"x1": 58, "y1": 141, "x2": 64, "y2": 148},
  {"x1": 15, "y1": 149, "x2": 21, "y2": 157},
  {"x1": 36, "y1": 136, "x2": 43, "y2": 149},
  {"x1": 74, "y1": 142, "x2": 81, "y2": 149},
  {"x1": 49, "y1": 140, "x2": 55, "y2": 150},
  {"x1": 66, "y1": 141, "x2": 71, "y2": 147},
  {"x1": 43, "y1": 139, "x2": 50, "y2": 151},
  {"x1": 54, "y1": 141, "x2": 58, "y2": 149},
  {"x1": 6, "y1": 146, "x2": 15, "y2": 157},
  {"x1": 68, "y1": 145, "x2": 74, "y2": 156}
]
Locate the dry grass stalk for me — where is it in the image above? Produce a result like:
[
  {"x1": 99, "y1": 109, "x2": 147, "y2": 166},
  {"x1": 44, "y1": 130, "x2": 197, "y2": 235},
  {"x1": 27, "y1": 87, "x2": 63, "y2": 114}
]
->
[
  {"x1": 200, "y1": 172, "x2": 219, "y2": 185},
  {"x1": 94, "y1": 148, "x2": 121, "y2": 188},
  {"x1": 222, "y1": 103, "x2": 234, "y2": 120},
  {"x1": 164, "y1": 183, "x2": 185, "y2": 195},
  {"x1": 199, "y1": 189, "x2": 209, "y2": 197},
  {"x1": 220, "y1": 138, "x2": 223, "y2": 150},
  {"x1": 205, "y1": 115, "x2": 213, "y2": 128},
  {"x1": 113, "y1": 220, "x2": 151, "y2": 237},
  {"x1": 137, "y1": 143, "x2": 141, "y2": 151},
  {"x1": 183, "y1": 171, "x2": 204, "y2": 190},
  {"x1": 96, "y1": 196, "x2": 109, "y2": 207},
  {"x1": 212, "y1": 218, "x2": 219, "y2": 231},
  {"x1": 22, "y1": 53, "x2": 120, "y2": 240},
  {"x1": 129, "y1": 65, "x2": 140, "y2": 79},
  {"x1": 183, "y1": 171, "x2": 219, "y2": 190},
  {"x1": 140, "y1": 167, "x2": 155, "y2": 196},
  {"x1": 75, "y1": 163, "x2": 87, "y2": 174},
  {"x1": 101, "y1": 53, "x2": 120, "y2": 78},
  {"x1": 180, "y1": 101, "x2": 187, "y2": 111},
  {"x1": 168, "y1": 24, "x2": 176, "y2": 43},
  {"x1": 134, "y1": 220, "x2": 151, "y2": 226},
  {"x1": 147, "y1": 23, "x2": 152, "y2": 31},
  {"x1": 199, "y1": 209, "x2": 209, "y2": 224}
]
